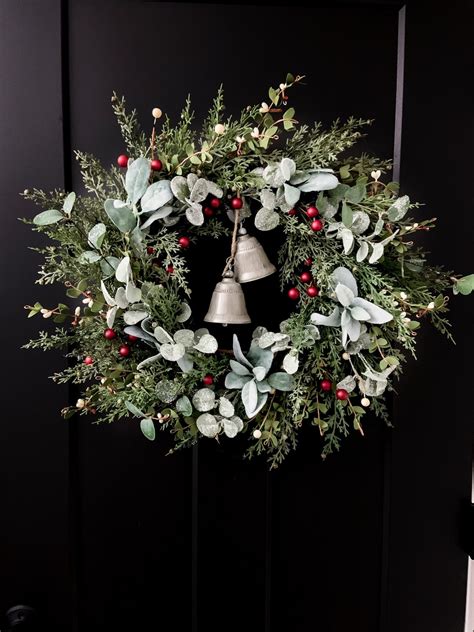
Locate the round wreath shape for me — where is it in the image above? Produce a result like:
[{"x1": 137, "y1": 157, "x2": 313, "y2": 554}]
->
[{"x1": 24, "y1": 74, "x2": 473, "y2": 468}]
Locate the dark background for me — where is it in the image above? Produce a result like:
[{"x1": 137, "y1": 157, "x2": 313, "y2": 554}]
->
[{"x1": 0, "y1": 1, "x2": 473, "y2": 631}]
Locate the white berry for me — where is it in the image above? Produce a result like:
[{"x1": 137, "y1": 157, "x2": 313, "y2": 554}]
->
[
  {"x1": 214, "y1": 123, "x2": 226, "y2": 135},
  {"x1": 361, "y1": 397, "x2": 371, "y2": 407},
  {"x1": 253, "y1": 429, "x2": 262, "y2": 439},
  {"x1": 342, "y1": 352, "x2": 350, "y2": 360},
  {"x1": 76, "y1": 398, "x2": 85, "y2": 409},
  {"x1": 152, "y1": 107, "x2": 162, "y2": 119}
]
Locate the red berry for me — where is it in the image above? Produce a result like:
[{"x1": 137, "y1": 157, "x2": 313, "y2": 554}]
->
[
  {"x1": 230, "y1": 197, "x2": 243, "y2": 210},
  {"x1": 287, "y1": 208, "x2": 297, "y2": 216},
  {"x1": 306, "y1": 205, "x2": 319, "y2": 218},
  {"x1": 178, "y1": 236, "x2": 190, "y2": 248},
  {"x1": 306, "y1": 285, "x2": 319, "y2": 297},
  {"x1": 311, "y1": 219, "x2": 324, "y2": 232},
  {"x1": 147, "y1": 246, "x2": 155, "y2": 254},
  {"x1": 104, "y1": 328, "x2": 116, "y2": 340},
  {"x1": 288, "y1": 288, "x2": 300, "y2": 300},
  {"x1": 300, "y1": 271, "x2": 312, "y2": 283},
  {"x1": 202, "y1": 375, "x2": 214, "y2": 386},
  {"x1": 117, "y1": 154, "x2": 128, "y2": 168},
  {"x1": 84, "y1": 356, "x2": 93, "y2": 365},
  {"x1": 210, "y1": 197, "x2": 221, "y2": 209},
  {"x1": 336, "y1": 388, "x2": 349, "y2": 401},
  {"x1": 166, "y1": 265, "x2": 174, "y2": 274},
  {"x1": 304, "y1": 257, "x2": 313, "y2": 267},
  {"x1": 203, "y1": 206, "x2": 214, "y2": 218},
  {"x1": 127, "y1": 334, "x2": 138, "y2": 342},
  {"x1": 321, "y1": 379, "x2": 332, "y2": 392},
  {"x1": 151, "y1": 159, "x2": 162, "y2": 171},
  {"x1": 119, "y1": 345, "x2": 130, "y2": 357}
]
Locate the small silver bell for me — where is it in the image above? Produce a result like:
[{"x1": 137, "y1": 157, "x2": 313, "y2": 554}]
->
[
  {"x1": 204, "y1": 271, "x2": 251, "y2": 325},
  {"x1": 234, "y1": 228, "x2": 276, "y2": 283}
]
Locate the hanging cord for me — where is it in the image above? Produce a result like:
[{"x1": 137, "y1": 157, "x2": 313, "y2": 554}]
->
[{"x1": 222, "y1": 207, "x2": 241, "y2": 276}]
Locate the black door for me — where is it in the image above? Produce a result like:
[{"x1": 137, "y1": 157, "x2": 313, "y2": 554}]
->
[{"x1": 1, "y1": 2, "x2": 472, "y2": 631}]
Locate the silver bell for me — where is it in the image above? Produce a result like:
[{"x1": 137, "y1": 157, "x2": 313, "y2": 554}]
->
[
  {"x1": 204, "y1": 271, "x2": 251, "y2": 325},
  {"x1": 234, "y1": 228, "x2": 276, "y2": 283}
]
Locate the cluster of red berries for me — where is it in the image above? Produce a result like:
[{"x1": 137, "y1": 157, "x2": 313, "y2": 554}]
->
[
  {"x1": 83, "y1": 330, "x2": 139, "y2": 364},
  {"x1": 287, "y1": 256, "x2": 319, "y2": 301},
  {"x1": 287, "y1": 204, "x2": 324, "y2": 232},
  {"x1": 320, "y1": 378, "x2": 349, "y2": 401},
  {"x1": 117, "y1": 154, "x2": 162, "y2": 172}
]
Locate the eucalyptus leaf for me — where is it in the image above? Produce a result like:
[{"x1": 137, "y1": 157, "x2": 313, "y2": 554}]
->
[
  {"x1": 106, "y1": 305, "x2": 118, "y2": 328},
  {"x1": 336, "y1": 375, "x2": 357, "y2": 393},
  {"x1": 173, "y1": 329, "x2": 195, "y2": 347},
  {"x1": 229, "y1": 360, "x2": 251, "y2": 376},
  {"x1": 123, "y1": 310, "x2": 147, "y2": 325},
  {"x1": 176, "y1": 302, "x2": 192, "y2": 323},
  {"x1": 115, "y1": 256, "x2": 131, "y2": 283},
  {"x1": 88, "y1": 223, "x2": 106, "y2": 249},
  {"x1": 369, "y1": 242, "x2": 384, "y2": 264},
  {"x1": 140, "y1": 180, "x2": 173, "y2": 213},
  {"x1": 33, "y1": 209, "x2": 63, "y2": 225},
  {"x1": 104, "y1": 199, "x2": 136, "y2": 233},
  {"x1": 267, "y1": 372, "x2": 295, "y2": 391},
  {"x1": 284, "y1": 183, "x2": 301, "y2": 206},
  {"x1": 282, "y1": 351, "x2": 299, "y2": 375},
  {"x1": 125, "y1": 400, "x2": 146, "y2": 418},
  {"x1": 63, "y1": 191, "x2": 76, "y2": 216},
  {"x1": 196, "y1": 413, "x2": 220, "y2": 438},
  {"x1": 299, "y1": 172, "x2": 339, "y2": 192},
  {"x1": 192, "y1": 388, "x2": 216, "y2": 412},
  {"x1": 225, "y1": 372, "x2": 251, "y2": 389},
  {"x1": 222, "y1": 416, "x2": 243, "y2": 438},
  {"x1": 140, "y1": 418, "x2": 156, "y2": 441},
  {"x1": 176, "y1": 353, "x2": 194, "y2": 374},
  {"x1": 356, "y1": 241, "x2": 369, "y2": 262},
  {"x1": 254, "y1": 207, "x2": 280, "y2": 231},
  {"x1": 341, "y1": 201, "x2": 353, "y2": 228},
  {"x1": 140, "y1": 206, "x2": 174, "y2": 229},
  {"x1": 193, "y1": 334, "x2": 218, "y2": 354},
  {"x1": 242, "y1": 379, "x2": 258, "y2": 416},
  {"x1": 185, "y1": 204, "x2": 204, "y2": 226},
  {"x1": 176, "y1": 395, "x2": 193, "y2": 417},
  {"x1": 160, "y1": 342, "x2": 185, "y2": 361},
  {"x1": 154, "y1": 326, "x2": 173, "y2": 344},
  {"x1": 387, "y1": 195, "x2": 410, "y2": 221},
  {"x1": 218, "y1": 397, "x2": 235, "y2": 418},
  {"x1": 79, "y1": 250, "x2": 101, "y2": 264},
  {"x1": 344, "y1": 183, "x2": 366, "y2": 204}
]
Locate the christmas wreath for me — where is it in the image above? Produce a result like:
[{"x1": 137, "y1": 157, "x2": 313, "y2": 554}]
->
[{"x1": 23, "y1": 74, "x2": 473, "y2": 468}]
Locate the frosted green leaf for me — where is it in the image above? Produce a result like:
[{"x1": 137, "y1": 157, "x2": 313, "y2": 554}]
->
[
  {"x1": 193, "y1": 333, "x2": 218, "y2": 354},
  {"x1": 352, "y1": 211, "x2": 370, "y2": 235},
  {"x1": 256, "y1": 380, "x2": 272, "y2": 393},
  {"x1": 193, "y1": 328, "x2": 209, "y2": 343},
  {"x1": 225, "y1": 372, "x2": 251, "y2": 389},
  {"x1": 336, "y1": 375, "x2": 357, "y2": 392},
  {"x1": 196, "y1": 413, "x2": 220, "y2": 438},
  {"x1": 124, "y1": 325, "x2": 157, "y2": 345},
  {"x1": 125, "y1": 401, "x2": 145, "y2": 418},
  {"x1": 341, "y1": 228, "x2": 354, "y2": 254},
  {"x1": 141, "y1": 206, "x2": 174, "y2": 229},
  {"x1": 160, "y1": 342, "x2": 185, "y2": 361},
  {"x1": 63, "y1": 192, "x2": 76, "y2": 216},
  {"x1": 88, "y1": 223, "x2": 106, "y2": 249},
  {"x1": 350, "y1": 305, "x2": 371, "y2": 321},
  {"x1": 176, "y1": 395, "x2": 193, "y2": 417},
  {"x1": 115, "y1": 256, "x2": 131, "y2": 283},
  {"x1": 299, "y1": 172, "x2": 338, "y2": 192},
  {"x1": 247, "y1": 345, "x2": 273, "y2": 372},
  {"x1": 232, "y1": 334, "x2": 253, "y2": 369},
  {"x1": 140, "y1": 418, "x2": 156, "y2": 441},
  {"x1": 218, "y1": 397, "x2": 234, "y2": 418},
  {"x1": 140, "y1": 180, "x2": 173, "y2": 213},
  {"x1": 335, "y1": 283, "x2": 355, "y2": 307},
  {"x1": 153, "y1": 326, "x2": 173, "y2": 344},
  {"x1": 125, "y1": 157, "x2": 150, "y2": 204},
  {"x1": 101, "y1": 280, "x2": 115, "y2": 306},
  {"x1": 104, "y1": 199, "x2": 136, "y2": 233},
  {"x1": 257, "y1": 332, "x2": 276, "y2": 348},
  {"x1": 280, "y1": 158, "x2": 296, "y2": 181},
  {"x1": 229, "y1": 360, "x2": 251, "y2": 376},
  {"x1": 106, "y1": 306, "x2": 117, "y2": 328},
  {"x1": 283, "y1": 351, "x2": 299, "y2": 375},
  {"x1": 189, "y1": 178, "x2": 208, "y2": 203},
  {"x1": 170, "y1": 176, "x2": 188, "y2": 202},
  {"x1": 114, "y1": 287, "x2": 128, "y2": 309},
  {"x1": 242, "y1": 379, "x2": 258, "y2": 416},
  {"x1": 387, "y1": 195, "x2": 410, "y2": 221},
  {"x1": 176, "y1": 302, "x2": 192, "y2": 323},
  {"x1": 192, "y1": 388, "x2": 215, "y2": 412},
  {"x1": 177, "y1": 353, "x2": 193, "y2": 373},
  {"x1": 284, "y1": 183, "x2": 301, "y2": 206},
  {"x1": 351, "y1": 298, "x2": 392, "y2": 324},
  {"x1": 454, "y1": 274, "x2": 474, "y2": 295},
  {"x1": 222, "y1": 416, "x2": 243, "y2": 438},
  {"x1": 267, "y1": 372, "x2": 295, "y2": 391},
  {"x1": 100, "y1": 256, "x2": 120, "y2": 278},
  {"x1": 369, "y1": 242, "x2": 384, "y2": 264},
  {"x1": 255, "y1": 207, "x2": 279, "y2": 231},
  {"x1": 341, "y1": 201, "x2": 353, "y2": 228},
  {"x1": 156, "y1": 379, "x2": 179, "y2": 403},
  {"x1": 260, "y1": 189, "x2": 276, "y2": 209},
  {"x1": 344, "y1": 183, "x2": 366, "y2": 204},
  {"x1": 33, "y1": 209, "x2": 63, "y2": 225},
  {"x1": 123, "y1": 310, "x2": 147, "y2": 325},
  {"x1": 137, "y1": 353, "x2": 161, "y2": 370},
  {"x1": 253, "y1": 366, "x2": 267, "y2": 381},
  {"x1": 185, "y1": 204, "x2": 204, "y2": 226},
  {"x1": 356, "y1": 241, "x2": 369, "y2": 262},
  {"x1": 79, "y1": 250, "x2": 101, "y2": 264},
  {"x1": 206, "y1": 180, "x2": 223, "y2": 198},
  {"x1": 125, "y1": 279, "x2": 141, "y2": 304},
  {"x1": 173, "y1": 329, "x2": 195, "y2": 347}
]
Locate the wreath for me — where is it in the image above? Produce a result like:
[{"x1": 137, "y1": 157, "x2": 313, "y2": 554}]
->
[{"x1": 24, "y1": 74, "x2": 473, "y2": 468}]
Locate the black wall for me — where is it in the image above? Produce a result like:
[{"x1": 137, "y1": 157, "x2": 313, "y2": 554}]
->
[{"x1": 1, "y1": 2, "x2": 472, "y2": 631}]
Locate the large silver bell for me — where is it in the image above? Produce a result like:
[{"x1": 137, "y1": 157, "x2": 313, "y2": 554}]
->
[
  {"x1": 204, "y1": 271, "x2": 251, "y2": 325},
  {"x1": 234, "y1": 228, "x2": 276, "y2": 283}
]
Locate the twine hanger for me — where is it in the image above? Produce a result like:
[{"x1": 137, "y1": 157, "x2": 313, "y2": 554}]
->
[{"x1": 222, "y1": 207, "x2": 241, "y2": 277}]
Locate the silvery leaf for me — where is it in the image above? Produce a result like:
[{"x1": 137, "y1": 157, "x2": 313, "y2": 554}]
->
[
  {"x1": 331, "y1": 267, "x2": 358, "y2": 295},
  {"x1": 173, "y1": 329, "x2": 195, "y2": 347},
  {"x1": 336, "y1": 375, "x2": 357, "y2": 393},
  {"x1": 351, "y1": 211, "x2": 370, "y2": 235},
  {"x1": 350, "y1": 305, "x2": 371, "y2": 321},
  {"x1": 387, "y1": 195, "x2": 410, "y2": 221},
  {"x1": 33, "y1": 209, "x2": 63, "y2": 225},
  {"x1": 356, "y1": 241, "x2": 369, "y2": 262},
  {"x1": 115, "y1": 256, "x2": 131, "y2": 283},
  {"x1": 177, "y1": 353, "x2": 194, "y2": 374},
  {"x1": 123, "y1": 310, "x2": 147, "y2": 325},
  {"x1": 229, "y1": 360, "x2": 252, "y2": 376},
  {"x1": 218, "y1": 397, "x2": 235, "y2": 418},
  {"x1": 262, "y1": 163, "x2": 285, "y2": 187},
  {"x1": 256, "y1": 380, "x2": 272, "y2": 393},
  {"x1": 335, "y1": 283, "x2": 355, "y2": 307},
  {"x1": 248, "y1": 345, "x2": 273, "y2": 372},
  {"x1": 156, "y1": 379, "x2": 179, "y2": 403},
  {"x1": 185, "y1": 203, "x2": 204, "y2": 226},
  {"x1": 101, "y1": 280, "x2": 116, "y2": 306},
  {"x1": 125, "y1": 157, "x2": 150, "y2": 205},
  {"x1": 267, "y1": 372, "x2": 295, "y2": 392},
  {"x1": 341, "y1": 228, "x2": 354, "y2": 254},
  {"x1": 253, "y1": 366, "x2": 267, "y2": 381},
  {"x1": 100, "y1": 256, "x2": 120, "y2": 278},
  {"x1": 176, "y1": 302, "x2": 192, "y2": 323},
  {"x1": 140, "y1": 418, "x2": 156, "y2": 441},
  {"x1": 154, "y1": 326, "x2": 173, "y2": 344},
  {"x1": 62, "y1": 191, "x2": 76, "y2": 216},
  {"x1": 311, "y1": 307, "x2": 341, "y2": 327},
  {"x1": 282, "y1": 351, "x2": 299, "y2": 375},
  {"x1": 351, "y1": 297, "x2": 393, "y2": 324},
  {"x1": 140, "y1": 206, "x2": 174, "y2": 229},
  {"x1": 124, "y1": 325, "x2": 157, "y2": 345},
  {"x1": 196, "y1": 413, "x2": 220, "y2": 438},
  {"x1": 106, "y1": 306, "x2": 118, "y2": 328},
  {"x1": 346, "y1": 333, "x2": 372, "y2": 355},
  {"x1": 79, "y1": 250, "x2": 101, "y2": 264},
  {"x1": 114, "y1": 287, "x2": 129, "y2": 309},
  {"x1": 362, "y1": 377, "x2": 387, "y2": 397},
  {"x1": 125, "y1": 278, "x2": 141, "y2": 304},
  {"x1": 232, "y1": 334, "x2": 253, "y2": 369},
  {"x1": 316, "y1": 193, "x2": 338, "y2": 218},
  {"x1": 193, "y1": 328, "x2": 209, "y2": 343},
  {"x1": 258, "y1": 332, "x2": 276, "y2": 348},
  {"x1": 130, "y1": 226, "x2": 144, "y2": 254},
  {"x1": 189, "y1": 178, "x2": 208, "y2": 203},
  {"x1": 260, "y1": 189, "x2": 276, "y2": 209},
  {"x1": 125, "y1": 400, "x2": 145, "y2": 418},
  {"x1": 163, "y1": 215, "x2": 180, "y2": 227},
  {"x1": 254, "y1": 207, "x2": 280, "y2": 231},
  {"x1": 252, "y1": 326, "x2": 268, "y2": 339},
  {"x1": 242, "y1": 379, "x2": 258, "y2": 416},
  {"x1": 176, "y1": 395, "x2": 193, "y2": 417},
  {"x1": 299, "y1": 172, "x2": 339, "y2": 192},
  {"x1": 170, "y1": 176, "x2": 189, "y2": 202},
  {"x1": 289, "y1": 170, "x2": 310, "y2": 185},
  {"x1": 206, "y1": 180, "x2": 223, "y2": 198},
  {"x1": 137, "y1": 353, "x2": 161, "y2": 370},
  {"x1": 192, "y1": 388, "x2": 216, "y2": 413},
  {"x1": 160, "y1": 343, "x2": 185, "y2": 362},
  {"x1": 380, "y1": 229, "x2": 399, "y2": 247},
  {"x1": 88, "y1": 223, "x2": 106, "y2": 249},
  {"x1": 369, "y1": 242, "x2": 384, "y2": 264},
  {"x1": 140, "y1": 180, "x2": 173, "y2": 213},
  {"x1": 104, "y1": 199, "x2": 136, "y2": 233},
  {"x1": 193, "y1": 334, "x2": 218, "y2": 354},
  {"x1": 225, "y1": 372, "x2": 252, "y2": 389},
  {"x1": 328, "y1": 183, "x2": 350, "y2": 204},
  {"x1": 341, "y1": 309, "x2": 361, "y2": 343},
  {"x1": 222, "y1": 416, "x2": 243, "y2": 438},
  {"x1": 284, "y1": 183, "x2": 301, "y2": 206},
  {"x1": 280, "y1": 157, "x2": 296, "y2": 181}
]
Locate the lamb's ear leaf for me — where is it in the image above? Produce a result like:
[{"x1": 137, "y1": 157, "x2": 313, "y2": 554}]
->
[
  {"x1": 232, "y1": 334, "x2": 253, "y2": 369},
  {"x1": 125, "y1": 157, "x2": 150, "y2": 205},
  {"x1": 242, "y1": 379, "x2": 258, "y2": 417},
  {"x1": 104, "y1": 199, "x2": 136, "y2": 233},
  {"x1": 140, "y1": 180, "x2": 173, "y2": 213},
  {"x1": 267, "y1": 372, "x2": 295, "y2": 392}
]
